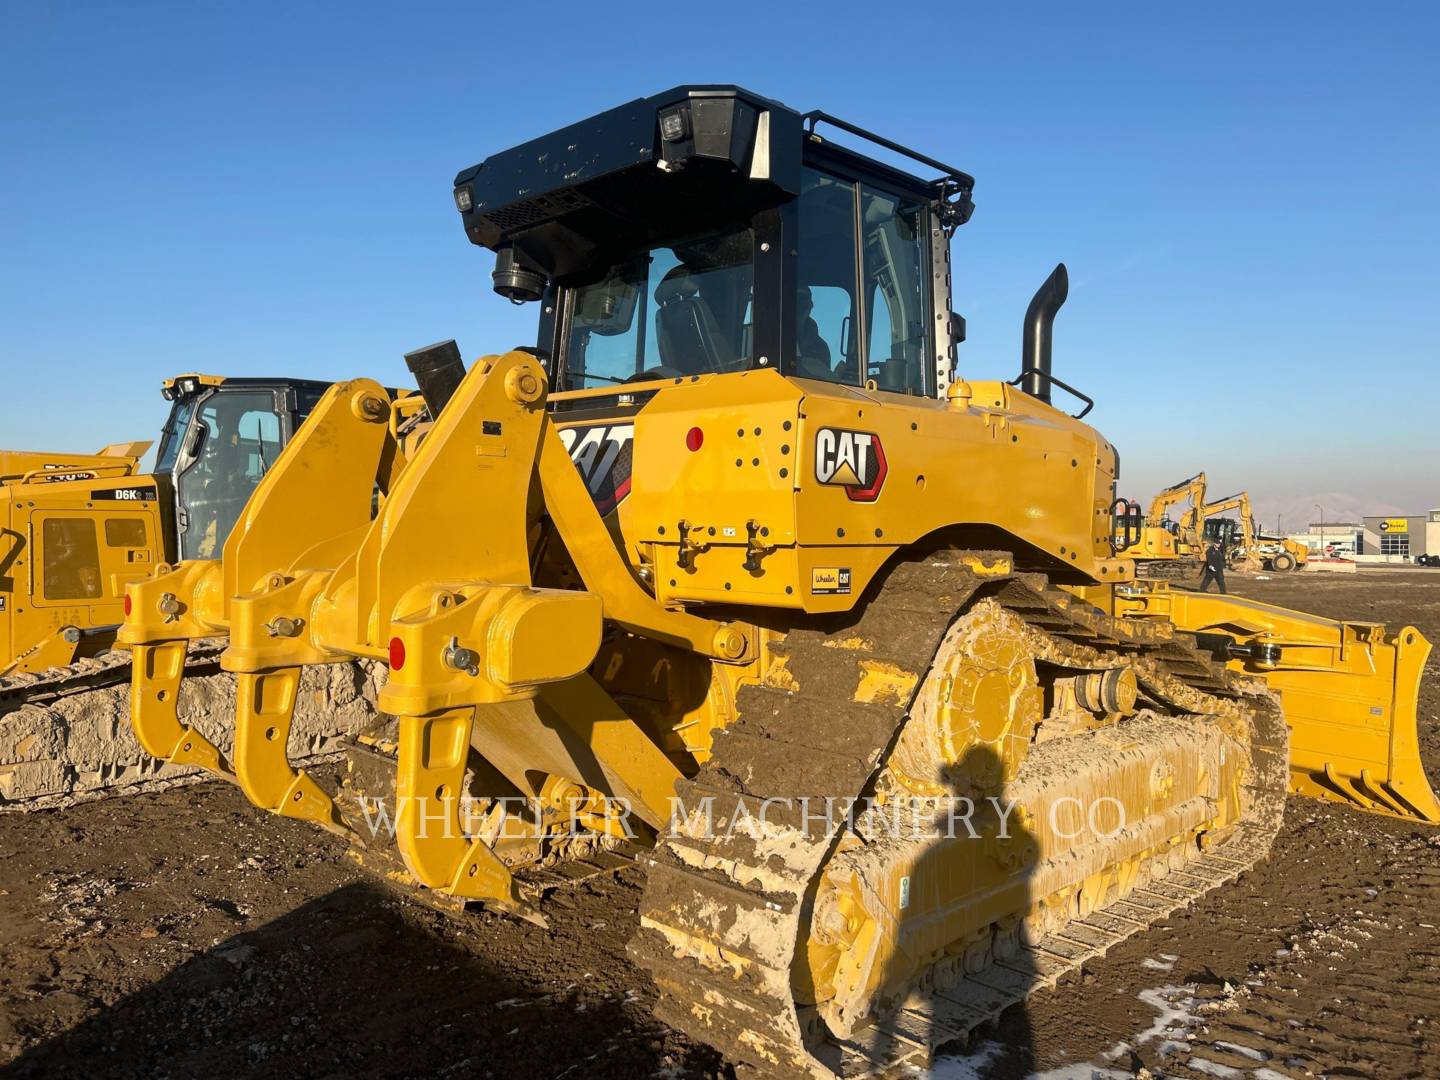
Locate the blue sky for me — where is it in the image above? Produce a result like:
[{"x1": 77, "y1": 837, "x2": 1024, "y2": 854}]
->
[{"x1": 3, "y1": 2, "x2": 1436, "y2": 524}]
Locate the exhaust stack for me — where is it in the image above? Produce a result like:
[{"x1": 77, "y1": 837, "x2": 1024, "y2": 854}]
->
[
  {"x1": 404, "y1": 339, "x2": 467, "y2": 418},
  {"x1": 1020, "y1": 263, "x2": 1069, "y2": 404}
]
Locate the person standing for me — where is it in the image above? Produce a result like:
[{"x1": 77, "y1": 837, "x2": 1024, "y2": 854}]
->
[{"x1": 1198, "y1": 541, "x2": 1228, "y2": 594}]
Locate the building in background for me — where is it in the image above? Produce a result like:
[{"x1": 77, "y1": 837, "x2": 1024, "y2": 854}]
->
[
  {"x1": 1294, "y1": 522, "x2": 1363, "y2": 558},
  {"x1": 1349, "y1": 512, "x2": 1438, "y2": 562},
  {"x1": 1285, "y1": 513, "x2": 1438, "y2": 562}
]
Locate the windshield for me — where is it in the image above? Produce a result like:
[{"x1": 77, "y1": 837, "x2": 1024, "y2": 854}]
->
[
  {"x1": 176, "y1": 390, "x2": 283, "y2": 559},
  {"x1": 154, "y1": 397, "x2": 197, "y2": 474},
  {"x1": 561, "y1": 223, "x2": 753, "y2": 390}
]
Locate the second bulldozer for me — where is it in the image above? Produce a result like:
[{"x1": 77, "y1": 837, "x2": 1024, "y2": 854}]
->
[
  {"x1": 121, "y1": 86, "x2": 1435, "y2": 1076},
  {"x1": 1, "y1": 373, "x2": 332, "y2": 676}
]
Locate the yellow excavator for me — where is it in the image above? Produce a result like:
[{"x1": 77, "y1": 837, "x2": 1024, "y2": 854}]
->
[
  {"x1": 1, "y1": 374, "x2": 331, "y2": 677},
  {"x1": 1201, "y1": 491, "x2": 1307, "y2": 572},
  {"x1": 1113, "y1": 472, "x2": 1208, "y2": 577},
  {"x1": 118, "y1": 87, "x2": 1434, "y2": 1076}
]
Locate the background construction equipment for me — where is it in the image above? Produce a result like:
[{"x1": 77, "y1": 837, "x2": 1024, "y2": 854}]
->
[
  {"x1": 1, "y1": 374, "x2": 331, "y2": 675},
  {"x1": 1201, "y1": 490, "x2": 1308, "y2": 572}
]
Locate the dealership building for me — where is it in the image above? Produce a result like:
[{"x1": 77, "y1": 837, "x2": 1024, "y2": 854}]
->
[
  {"x1": 1286, "y1": 511, "x2": 1439, "y2": 562},
  {"x1": 1362, "y1": 512, "x2": 1439, "y2": 561}
]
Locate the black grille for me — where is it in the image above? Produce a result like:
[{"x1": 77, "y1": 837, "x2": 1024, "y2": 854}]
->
[{"x1": 482, "y1": 189, "x2": 593, "y2": 233}]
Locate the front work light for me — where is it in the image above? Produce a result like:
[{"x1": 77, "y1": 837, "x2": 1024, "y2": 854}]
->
[{"x1": 659, "y1": 107, "x2": 690, "y2": 143}]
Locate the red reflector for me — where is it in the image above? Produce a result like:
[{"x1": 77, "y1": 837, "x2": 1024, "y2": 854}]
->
[
  {"x1": 685, "y1": 427, "x2": 704, "y2": 451},
  {"x1": 123, "y1": 595, "x2": 132, "y2": 617},
  {"x1": 388, "y1": 637, "x2": 406, "y2": 670}
]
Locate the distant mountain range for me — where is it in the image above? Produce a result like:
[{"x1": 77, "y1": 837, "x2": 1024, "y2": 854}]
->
[{"x1": 1241, "y1": 491, "x2": 1415, "y2": 534}]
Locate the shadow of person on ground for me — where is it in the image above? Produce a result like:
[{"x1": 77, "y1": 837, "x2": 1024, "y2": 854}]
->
[{"x1": 7, "y1": 881, "x2": 720, "y2": 1080}]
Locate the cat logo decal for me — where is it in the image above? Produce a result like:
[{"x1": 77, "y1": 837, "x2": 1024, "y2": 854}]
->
[
  {"x1": 814, "y1": 428, "x2": 887, "y2": 502},
  {"x1": 558, "y1": 423, "x2": 634, "y2": 515}
]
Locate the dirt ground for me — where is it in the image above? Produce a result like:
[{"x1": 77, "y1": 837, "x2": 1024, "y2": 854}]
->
[{"x1": 1, "y1": 570, "x2": 1437, "y2": 1079}]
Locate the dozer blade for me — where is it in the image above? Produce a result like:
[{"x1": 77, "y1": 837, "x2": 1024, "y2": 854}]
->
[{"x1": 1115, "y1": 583, "x2": 1439, "y2": 823}]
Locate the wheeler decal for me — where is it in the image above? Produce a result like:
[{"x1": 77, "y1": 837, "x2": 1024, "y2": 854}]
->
[{"x1": 810, "y1": 566, "x2": 852, "y2": 595}]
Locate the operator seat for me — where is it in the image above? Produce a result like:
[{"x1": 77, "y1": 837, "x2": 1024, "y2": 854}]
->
[
  {"x1": 655, "y1": 268, "x2": 731, "y2": 374},
  {"x1": 795, "y1": 285, "x2": 834, "y2": 380}
]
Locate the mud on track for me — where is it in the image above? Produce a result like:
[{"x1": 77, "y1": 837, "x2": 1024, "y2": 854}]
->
[{"x1": 1, "y1": 570, "x2": 1437, "y2": 1079}]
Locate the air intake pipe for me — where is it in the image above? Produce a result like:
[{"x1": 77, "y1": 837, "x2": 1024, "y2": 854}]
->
[
  {"x1": 404, "y1": 339, "x2": 467, "y2": 418},
  {"x1": 1020, "y1": 263, "x2": 1069, "y2": 404}
]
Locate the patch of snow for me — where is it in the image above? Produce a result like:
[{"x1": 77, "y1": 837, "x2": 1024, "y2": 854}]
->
[
  {"x1": 1186, "y1": 1057, "x2": 1242, "y2": 1078},
  {"x1": 927, "y1": 1041, "x2": 1003, "y2": 1079},
  {"x1": 929, "y1": 1042, "x2": 1131, "y2": 1080},
  {"x1": 1212, "y1": 1040, "x2": 1269, "y2": 1061},
  {"x1": 1133, "y1": 986, "x2": 1203, "y2": 1047}
]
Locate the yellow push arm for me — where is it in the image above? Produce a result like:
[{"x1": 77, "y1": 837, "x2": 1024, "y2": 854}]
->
[{"x1": 1116, "y1": 583, "x2": 1438, "y2": 823}]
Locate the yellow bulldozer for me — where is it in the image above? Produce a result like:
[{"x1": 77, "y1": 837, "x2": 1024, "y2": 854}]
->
[
  {"x1": 117, "y1": 87, "x2": 1434, "y2": 1076},
  {"x1": 1201, "y1": 490, "x2": 1308, "y2": 572},
  {"x1": 1, "y1": 373, "x2": 332, "y2": 676}
]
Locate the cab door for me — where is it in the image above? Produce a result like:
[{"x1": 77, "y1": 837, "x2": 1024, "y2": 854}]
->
[
  {"x1": 29, "y1": 508, "x2": 156, "y2": 631},
  {"x1": 171, "y1": 389, "x2": 287, "y2": 561},
  {"x1": 0, "y1": 503, "x2": 25, "y2": 665}
]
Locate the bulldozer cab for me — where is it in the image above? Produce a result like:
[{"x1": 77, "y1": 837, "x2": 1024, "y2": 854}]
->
[
  {"x1": 1204, "y1": 516, "x2": 1240, "y2": 546},
  {"x1": 155, "y1": 375, "x2": 331, "y2": 560},
  {"x1": 453, "y1": 86, "x2": 973, "y2": 404}
]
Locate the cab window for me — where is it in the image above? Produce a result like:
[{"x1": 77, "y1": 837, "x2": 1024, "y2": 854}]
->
[
  {"x1": 794, "y1": 168, "x2": 860, "y2": 384},
  {"x1": 792, "y1": 167, "x2": 932, "y2": 395},
  {"x1": 860, "y1": 185, "x2": 930, "y2": 394},
  {"x1": 42, "y1": 519, "x2": 102, "y2": 600},
  {"x1": 154, "y1": 397, "x2": 196, "y2": 474},
  {"x1": 562, "y1": 223, "x2": 754, "y2": 389},
  {"x1": 176, "y1": 391, "x2": 283, "y2": 560}
]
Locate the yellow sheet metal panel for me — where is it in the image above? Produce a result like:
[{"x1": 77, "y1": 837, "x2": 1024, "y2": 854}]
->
[
  {"x1": 2, "y1": 474, "x2": 164, "y2": 672},
  {"x1": 792, "y1": 381, "x2": 1108, "y2": 561},
  {"x1": 595, "y1": 372, "x2": 1114, "y2": 611}
]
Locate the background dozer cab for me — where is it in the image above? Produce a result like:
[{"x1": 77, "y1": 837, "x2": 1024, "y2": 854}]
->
[
  {"x1": 121, "y1": 86, "x2": 1435, "y2": 1076},
  {"x1": 1, "y1": 373, "x2": 330, "y2": 674}
]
